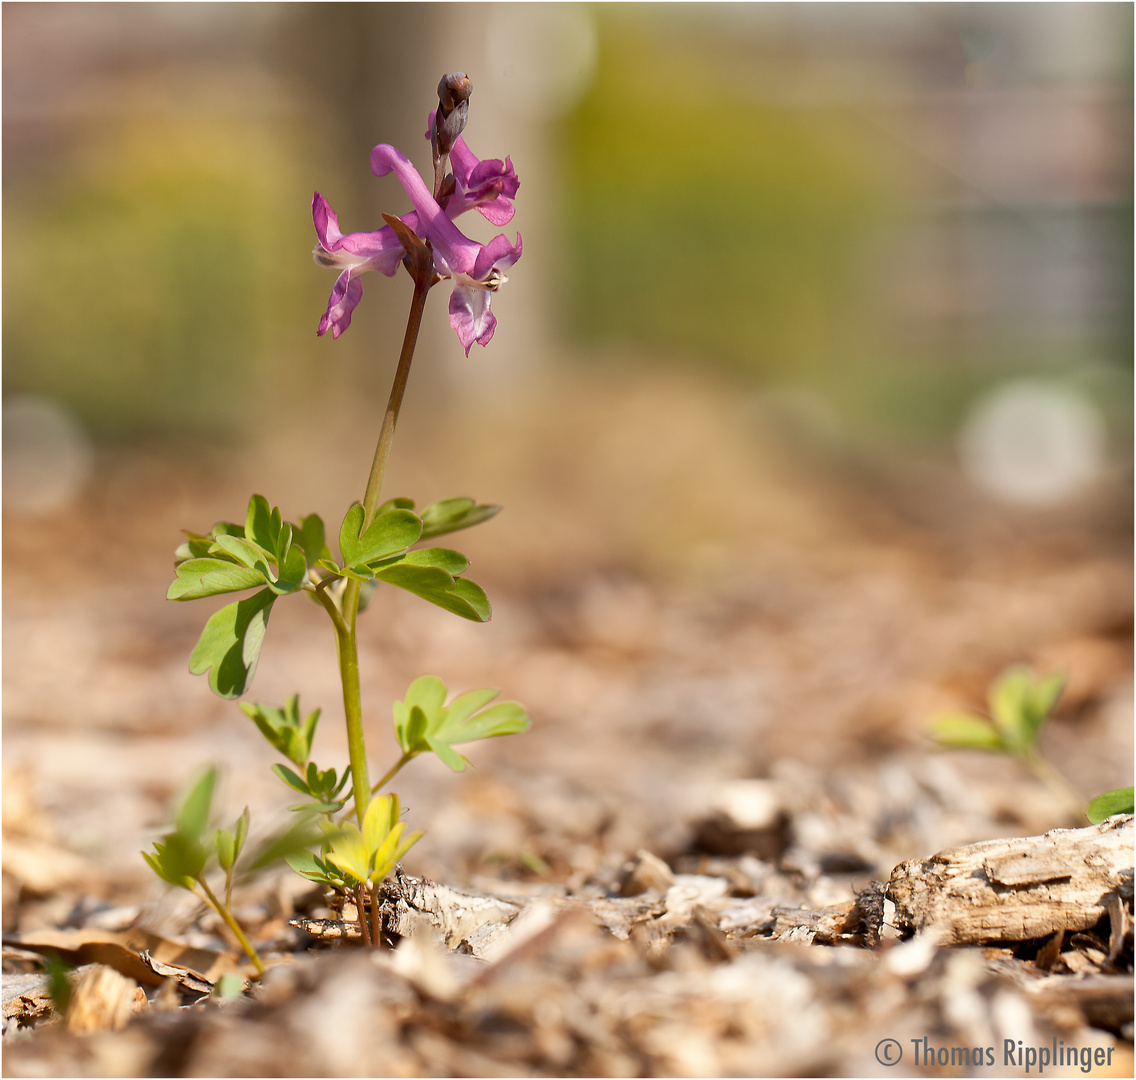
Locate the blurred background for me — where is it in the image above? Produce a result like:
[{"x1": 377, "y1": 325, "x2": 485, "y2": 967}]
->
[{"x1": 3, "y1": 4, "x2": 1133, "y2": 898}]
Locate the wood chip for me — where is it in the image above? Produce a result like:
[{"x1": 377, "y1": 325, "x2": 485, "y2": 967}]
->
[{"x1": 886, "y1": 815, "x2": 1133, "y2": 945}]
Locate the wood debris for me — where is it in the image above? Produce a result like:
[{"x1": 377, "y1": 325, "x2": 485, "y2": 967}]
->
[{"x1": 887, "y1": 815, "x2": 1134, "y2": 945}]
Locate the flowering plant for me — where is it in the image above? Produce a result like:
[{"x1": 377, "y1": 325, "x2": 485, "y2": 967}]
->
[{"x1": 145, "y1": 74, "x2": 532, "y2": 971}]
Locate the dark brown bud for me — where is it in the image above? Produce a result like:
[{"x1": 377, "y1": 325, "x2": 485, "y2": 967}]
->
[{"x1": 433, "y1": 72, "x2": 472, "y2": 158}]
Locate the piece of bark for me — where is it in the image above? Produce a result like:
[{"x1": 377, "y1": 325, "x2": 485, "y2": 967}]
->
[
  {"x1": 291, "y1": 871, "x2": 521, "y2": 949},
  {"x1": 887, "y1": 815, "x2": 1133, "y2": 945},
  {"x1": 2, "y1": 972, "x2": 56, "y2": 1023},
  {"x1": 65, "y1": 964, "x2": 144, "y2": 1033},
  {"x1": 377, "y1": 871, "x2": 521, "y2": 946}
]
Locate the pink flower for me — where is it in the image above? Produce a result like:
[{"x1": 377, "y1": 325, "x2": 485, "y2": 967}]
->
[{"x1": 313, "y1": 123, "x2": 520, "y2": 352}]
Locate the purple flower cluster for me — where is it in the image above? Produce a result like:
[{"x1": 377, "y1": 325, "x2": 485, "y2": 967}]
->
[{"x1": 313, "y1": 115, "x2": 521, "y2": 355}]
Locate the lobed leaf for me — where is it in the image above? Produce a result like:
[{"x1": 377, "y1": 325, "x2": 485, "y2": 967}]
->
[
  {"x1": 211, "y1": 534, "x2": 275, "y2": 576},
  {"x1": 419, "y1": 497, "x2": 501, "y2": 540},
  {"x1": 272, "y1": 763, "x2": 312, "y2": 796},
  {"x1": 377, "y1": 497, "x2": 416, "y2": 514},
  {"x1": 338, "y1": 504, "x2": 422, "y2": 569},
  {"x1": 325, "y1": 822, "x2": 371, "y2": 884},
  {"x1": 188, "y1": 589, "x2": 276, "y2": 699},
  {"x1": 374, "y1": 563, "x2": 491, "y2": 622},
  {"x1": 245, "y1": 495, "x2": 283, "y2": 555},
  {"x1": 362, "y1": 793, "x2": 401, "y2": 857},
  {"x1": 295, "y1": 514, "x2": 333, "y2": 566},
  {"x1": 285, "y1": 851, "x2": 347, "y2": 889},
  {"x1": 242, "y1": 696, "x2": 320, "y2": 768},
  {"x1": 391, "y1": 675, "x2": 532, "y2": 772},
  {"x1": 168, "y1": 559, "x2": 267, "y2": 601},
  {"x1": 987, "y1": 666, "x2": 1065, "y2": 754}
]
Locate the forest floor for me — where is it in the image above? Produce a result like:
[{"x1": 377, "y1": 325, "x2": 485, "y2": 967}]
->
[{"x1": 3, "y1": 369, "x2": 1133, "y2": 1077}]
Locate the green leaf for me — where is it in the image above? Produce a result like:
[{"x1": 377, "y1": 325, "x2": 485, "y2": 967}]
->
[
  {"x1": 338, "y1": 504, "x2": 422, "y2": 569},
  {"x1": 168, "y1": 559, "x2": 267, "y2": 601},
  {"x1": 374, "y1": 563, "x2": 491, "y2": 622},
  {"x1": 987, "y1": 666, "x2": 1065, "y2": 754},
  {"x1": 285, "y1": 851, "x2": 346, "y2": 888},
  {"x1": 425, "y1": 738, "x2": 470, "y2": 772},
  {"x1": 295, "y1": 514, "x2": 332, "y2": 566},
  {"x1": 215, "y1": 828, "x2": 236, "y2": 872},
  {"x1": 450, "y1": 701, "x2": 531, "y2": 744},
  {"x1": 927, "y1": 713, "x2": 1004, "y2": 751},
  {"x1": 212, "y1": 528, "x2": 306, "y2": 597},
  {"x1": 362, "y1": 793, "x2": 401, "y2": 857},
  {"x1": 176, "y1": 768, "x2": 217, "y2": 842},
  {"x1": 405, "y1": 675, "x2": 447, "y2": 716},
  {"x1": 370, "y1": 547, "x2": 470, "y2": 576},
  {"x1": 142, "y1": 848, "x2": 196, "y2": 891},
  {"x1": 188, "y1": 589, "x2": 276, "y2": 698},
  {"x1": 419, "y1": 497, "x2": 501, "y2": 540},
  {"x1": 391, "y1": 675, "x2": 531, "y2": 772},
  {"x1": 384, "y1": 829, "x2": 424, "y2": 877},
  {"x1": 403, "y1": 705, "x2": 429, "y2": 753},
  {"x1": 1086, "y1": 787, "x2": 1134, "y2": 824},
  {"x1": 175, "y1": 521, "x2": 244, "y2": 564},
  {"x1": 273, "y1": 542, "x2": 309, "y2": 594},
  {"x1": 988, "y1": 667, "x2": 1036, "y2": 753},
  {"x1": 377, "y1": 497, "x2": 416, "y2": 514},
  {"x1": 149, "y1": 834, "x2": 207, "y2": 886},
  {"x1": 325, "y1": 822, "x2": 371, "y2": 884},
  {"x1": 245, "y1": 494, "x2": 282, "y2": 555},
  {"x1": 233, "y1": 808, "x2": 250, "y2": 861},
  {"x1": 272, "y1": 763, "x2": 312, "y2": 796},
  {"x1": 211, "y1": 534, "x2": 275, "y2": 575},
  {"x1": 241, "y1": 696, "x2": 320, "y2": 767},
  {"x1": 1023, "y1": 671, "x2": 1065, "y2": 742}
]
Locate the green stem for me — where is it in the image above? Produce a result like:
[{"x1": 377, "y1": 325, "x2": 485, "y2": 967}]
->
[
  {"x1": 361, "y1": 264, "x2": 432, "y2": 528},
  {"x1": 1024, "y1": 748, "x2": 1086, "y2": 823},
  {"x1": 310, "y1": 578, "x2": 348, "y2": 638},
  {"x1": 334, "y1": 604, "x2": 370, "y2": 823},
  {"x1": 197, "y1": 879, "x2": 265, "y2": 978},
  {"x1": 372, "y1": 751, "x2": 414, "y2": 795},
  {"x1": 336, "y1": 263, "x2": 433, "y2": 825}
]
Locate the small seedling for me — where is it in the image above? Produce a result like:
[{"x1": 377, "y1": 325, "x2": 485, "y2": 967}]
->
[
  {"x1": 145, "y1": 74, "x2": 532, "y2": 966},
  {"x1": 928, "y1": 665, "x2": 1128, "y2": 823}
]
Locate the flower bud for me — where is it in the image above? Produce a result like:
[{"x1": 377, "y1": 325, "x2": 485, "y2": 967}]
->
[{"x1": 433, "y1": 72, "x2": 472, "y2": 158}]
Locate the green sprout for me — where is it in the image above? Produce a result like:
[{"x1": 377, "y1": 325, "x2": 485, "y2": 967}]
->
[
  {"x1": 928, "y1": 666, "x2": 1095, "y2": 821},
  {"x1": 143, "y1": 768, "x2": 318, "y2": 976}
]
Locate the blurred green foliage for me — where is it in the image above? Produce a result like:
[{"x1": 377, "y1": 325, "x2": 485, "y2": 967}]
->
[
  {"x1": 563, "y1": 18, "x2": 895, "y2": 385},
  {"x1": 4, "y1": 117, "x2": 310, "y2": 440}
]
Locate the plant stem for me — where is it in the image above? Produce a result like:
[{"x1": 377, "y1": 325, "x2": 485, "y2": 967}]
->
[
  {"x1": 355, "y1": 883, "x2": 372, "y2": 947},
  {"x1": 372, "y1": 751, "x2": 414, "y2": 795},
  {"x1": 197, "y1": 879, "x2": 265, "y2": 978},
  {"x1": 370, "y1": 879, "x2": 382, "y2": 948},
  {"x1": 336, "y1": 264, "x2": 433, "y2": 824},
  {"x1": 310, "y1": 579, "x2": 349, "y2": 638},
  {"x1": 1024, "y1": 748, "x2": 1086, "y2": 823},
  {"x1": 361, "y1": 266, "x2": 432, "y2": 528}
]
